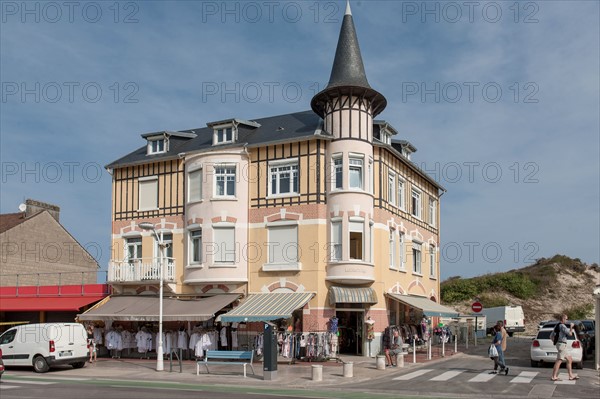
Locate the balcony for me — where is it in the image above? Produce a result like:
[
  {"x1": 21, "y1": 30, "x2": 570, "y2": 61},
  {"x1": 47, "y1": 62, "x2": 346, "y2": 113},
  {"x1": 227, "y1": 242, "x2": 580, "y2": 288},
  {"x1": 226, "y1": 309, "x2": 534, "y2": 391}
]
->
[
  {"x1": 108, "y1": 258, "x2": 176, "y2": 284},
  {"x1": 326, "y1": 260, "x2": 375, "y2": 285}
]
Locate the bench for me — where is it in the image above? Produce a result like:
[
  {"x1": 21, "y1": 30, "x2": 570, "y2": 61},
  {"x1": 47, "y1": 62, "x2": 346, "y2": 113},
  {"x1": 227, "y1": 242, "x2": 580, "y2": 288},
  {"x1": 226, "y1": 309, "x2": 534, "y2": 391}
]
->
[{"x1": 197, "y1": 350, "x2": 255, "y2": 378}]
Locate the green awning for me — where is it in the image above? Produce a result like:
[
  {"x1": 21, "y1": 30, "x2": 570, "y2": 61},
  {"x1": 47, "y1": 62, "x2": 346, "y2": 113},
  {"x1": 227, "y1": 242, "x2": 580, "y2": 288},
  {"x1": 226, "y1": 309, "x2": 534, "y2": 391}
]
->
[
  {"x1": 329, "y1": 286, "x2": 378, "y2": 305},
  {"x1": 386, "y1": 293, "x2": 459, "y2": 317},
  {"x1": 219, "y1": 292, "x2": 314, "y2": 323}
]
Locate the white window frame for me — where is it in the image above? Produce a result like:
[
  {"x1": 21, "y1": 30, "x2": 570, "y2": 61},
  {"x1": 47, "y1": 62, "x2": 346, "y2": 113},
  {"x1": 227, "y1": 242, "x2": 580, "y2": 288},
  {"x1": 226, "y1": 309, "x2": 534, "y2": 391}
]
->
[
  {"x1": 189, "y1": 229, "x2": 202, "y2": 264},
  {"x1": 398, "y1": 232, "x2": 405, "y2": 271},
  {"x1": 154, "y1": 232, "x2": 173, "y2": 260},
  {"x1": 213, "y1": 125, "x2": 235, "y2": 145},
  {"x1": 388, "y1": 172, "x2": 396, "y2": 206},
  {"x1": 214, "y1": 164, "x2": 236, "y2": 198},
  {"x1": 428, "y1": 197, "x2": 437, "y2": 226},
  {"x1": 398, "y1": 178, "x2": 405, "y2": 210},
  {"x1": 389, "y1": 229, "x2": 396, "y2": 269},
  {"x1": 429, "y1": 245, "x2": 436, "y2": 278},
  {"x1": 264, "y1": 223, "x2": 300, "y2": 271},
  {"x1": 331, "y1": 220, "x2": 342, "y2": 261},
  {"x1": 147, "y1": 138, "x2": 167, "y2": 155},
  {"x1": 188, "y1": 167, "x2": 202, "y2": 203},
  {"x1": 412, "y1": 241, "x2": 422, "y2": 275},
  {"x1": 138, "y1": 176, "x2": 158, "y2": 211},
  {"x1": 332, "y1": 155, "x2": 343, "y2": 190},
  {"x1": 268, "y1": 159, "x2": 299, "y2": 197},
  {"x1": 349, "y1": 156, "x2": 364, "y2": 190},
  {"x1": 212, "y1": 225, "x2": 236, "y2": 265},
  {"x1": 349, "y1": 219, "x2": 364, "y2": 261},
  {"x1": 126, "y1": 237, "x2": 142, "y2": 263},
  {"x1": 411, "y1": 188, "x2": 422, "y2": 219}
]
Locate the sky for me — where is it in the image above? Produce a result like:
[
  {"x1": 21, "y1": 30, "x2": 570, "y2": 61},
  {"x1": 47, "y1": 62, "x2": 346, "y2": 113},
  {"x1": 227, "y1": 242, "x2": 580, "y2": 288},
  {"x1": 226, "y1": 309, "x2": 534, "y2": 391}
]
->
[{"x1": 1, "y1": 0, "x2": 599, "y2": 280}]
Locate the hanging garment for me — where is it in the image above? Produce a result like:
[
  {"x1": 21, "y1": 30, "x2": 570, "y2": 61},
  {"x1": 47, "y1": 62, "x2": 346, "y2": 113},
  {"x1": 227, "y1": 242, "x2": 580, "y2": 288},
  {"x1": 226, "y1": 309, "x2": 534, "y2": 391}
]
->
[
  {"x1": 231, "y1": 330, "x2": 238, "y2": 349},
  {"x1": 220, "y1": 327, "x2": 228, "y2": 347},
  {"x1": 177, "y1": 330, "x2": 189, "y2": 349}
]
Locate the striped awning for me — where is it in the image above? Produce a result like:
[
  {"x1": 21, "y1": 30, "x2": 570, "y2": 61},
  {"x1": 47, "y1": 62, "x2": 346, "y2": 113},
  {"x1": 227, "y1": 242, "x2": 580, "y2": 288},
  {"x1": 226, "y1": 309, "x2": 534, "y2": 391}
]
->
[
  {"x1": 219, "y1": 292, "x2": 314, "y2": 323},
  {"x1": 329, "y1": 286, "x2": 378, "y2": 305},
  {"x1": 386, "y1": 293, "x2": 459, "y2": 318}
]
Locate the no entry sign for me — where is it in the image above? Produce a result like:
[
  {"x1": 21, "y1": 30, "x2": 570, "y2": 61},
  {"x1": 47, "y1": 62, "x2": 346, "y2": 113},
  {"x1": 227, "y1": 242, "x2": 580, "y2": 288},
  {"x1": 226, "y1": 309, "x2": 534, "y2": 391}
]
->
[{"x1": 472, "y1": 302, "x2": 483, "y2": 313}]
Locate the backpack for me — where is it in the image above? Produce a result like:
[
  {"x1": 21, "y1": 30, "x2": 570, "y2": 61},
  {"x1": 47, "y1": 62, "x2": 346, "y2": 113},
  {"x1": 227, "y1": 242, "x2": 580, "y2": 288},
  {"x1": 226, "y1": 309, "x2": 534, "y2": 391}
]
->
[{"x1": 551, "y1": 324, "x2": 561, "y2": 345}]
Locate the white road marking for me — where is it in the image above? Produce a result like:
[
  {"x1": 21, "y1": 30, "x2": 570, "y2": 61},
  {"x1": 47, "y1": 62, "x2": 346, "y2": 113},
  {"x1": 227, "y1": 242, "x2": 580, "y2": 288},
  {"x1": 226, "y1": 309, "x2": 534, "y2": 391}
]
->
[
  {"x1": 510, "y1": 371, "x2": 538, "y2": 383},
  {"x1": 5, "y1": 380, "x2": 55, "y2": 385},
  {"x1": 469, "y1": 371, "x2": 498, "y2": 382},
  {"x1": 0, "y1": 385, "x2": 20, "y2": 390},
  {"x1": 393, "y1": 369, "x2": 434, "y2": 380},
  {"x1": 430, "y1": 370, "x2": 466, "y2": 381},
  {"x1": 554, "y1": 373, "x2": 577, "y2": 385}
]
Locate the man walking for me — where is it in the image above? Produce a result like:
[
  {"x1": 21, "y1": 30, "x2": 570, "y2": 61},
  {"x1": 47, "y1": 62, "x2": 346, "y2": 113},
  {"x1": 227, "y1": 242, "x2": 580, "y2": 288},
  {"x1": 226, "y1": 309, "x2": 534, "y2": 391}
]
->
[
  {"x1": 551, "y1": 314, "x2": 579, "y2": 381},
  {"x1": 490, "y1": 324, "x2": 508, "y2": 375}
]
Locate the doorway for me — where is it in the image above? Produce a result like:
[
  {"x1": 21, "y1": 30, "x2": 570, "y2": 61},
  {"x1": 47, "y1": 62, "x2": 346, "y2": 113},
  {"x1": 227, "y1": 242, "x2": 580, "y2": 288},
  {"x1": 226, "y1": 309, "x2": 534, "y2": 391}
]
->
[{"x1": 335, "y1": 310, "x2": 364, "y2": 355}]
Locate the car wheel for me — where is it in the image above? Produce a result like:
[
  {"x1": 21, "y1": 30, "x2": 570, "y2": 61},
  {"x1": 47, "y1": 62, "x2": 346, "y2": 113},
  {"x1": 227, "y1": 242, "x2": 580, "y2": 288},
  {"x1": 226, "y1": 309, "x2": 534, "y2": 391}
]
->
[
  {"x1": 530, "y1": 360, "x2": 539, "y2": 367},
  {"x1": 71, "y1": 362, "x2": 86, "y2": 369},
  {"x1": 33, "y1": 356, "x2": 49, "y2": 373}
]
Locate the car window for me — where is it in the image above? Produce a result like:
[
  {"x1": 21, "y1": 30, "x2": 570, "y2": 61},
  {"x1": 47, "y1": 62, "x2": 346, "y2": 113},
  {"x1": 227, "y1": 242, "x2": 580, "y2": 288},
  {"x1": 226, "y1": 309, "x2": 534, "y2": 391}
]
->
[
  {"x1": 0, "y1": 329, "x2": 16, "y2": 345},
  {"x1": 536, "y1": 330, "x2": 575, "y2": 340}
]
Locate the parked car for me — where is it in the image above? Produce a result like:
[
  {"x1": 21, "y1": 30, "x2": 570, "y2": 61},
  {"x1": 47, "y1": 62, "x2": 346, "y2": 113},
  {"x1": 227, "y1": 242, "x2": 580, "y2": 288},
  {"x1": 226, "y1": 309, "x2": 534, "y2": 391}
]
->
[
  {"x1": 580, "y1": 319, "x2": 595, "y2": 354},
  {"x1": 530, "y1": 327, "x2": 583, "y2": 369},
  {"x1": 540, "y1": 320, "x2": 590, "y2": 360},
  {"x1": 0, "y1": 347, "x2": 4, "y2": 379}
]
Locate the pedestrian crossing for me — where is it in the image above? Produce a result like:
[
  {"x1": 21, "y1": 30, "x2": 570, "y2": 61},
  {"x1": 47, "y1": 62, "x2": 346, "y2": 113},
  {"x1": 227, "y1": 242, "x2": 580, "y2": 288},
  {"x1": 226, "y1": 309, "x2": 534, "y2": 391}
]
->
[
  {"x1": 0, "y1": 379, "x2": 57, "y2": 390},
  {"x1": 392, "y1": 369, "x2": 578, "y2": 385}
]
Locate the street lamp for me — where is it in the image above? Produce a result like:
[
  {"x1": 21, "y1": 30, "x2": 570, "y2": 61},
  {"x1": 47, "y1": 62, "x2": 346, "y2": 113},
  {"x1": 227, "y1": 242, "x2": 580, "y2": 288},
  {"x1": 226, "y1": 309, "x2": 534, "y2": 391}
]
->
[{"x1": 138, "y1": 222, "x2": 165, "y2": 371}]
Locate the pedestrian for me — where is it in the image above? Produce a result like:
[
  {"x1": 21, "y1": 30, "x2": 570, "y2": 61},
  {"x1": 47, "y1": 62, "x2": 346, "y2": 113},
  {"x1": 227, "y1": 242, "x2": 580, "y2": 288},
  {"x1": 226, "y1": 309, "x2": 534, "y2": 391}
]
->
[
  {"x1": 385, "y1": 330, "x2": 402, "y2": 367},
  {"x1": 496, "y1": 320, "x2": 508, "y2": 366},
  {"x1": 490, "y1": 324, "x2": 508, "y2": 375},
  {"x1": 551, "y1": 314, "x2": 579, "y2": 381},
  {"x1": 87, "y1": 324, "x2": 97, "y2": 363}
]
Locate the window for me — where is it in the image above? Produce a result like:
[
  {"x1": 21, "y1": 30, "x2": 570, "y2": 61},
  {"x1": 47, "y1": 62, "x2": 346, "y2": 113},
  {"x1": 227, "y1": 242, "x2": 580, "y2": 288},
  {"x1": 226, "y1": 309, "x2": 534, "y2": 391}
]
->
[
  {"x1": 215, "y1": 166, "x2": 236, "y2": 197},
  {"x1": 0, "y1": 329, "x2": 16, "y2": 345},
  {"x1": 388, "y1": 173, "x2": 396, "y2": 205},
  {"x1": 215, "y1": 127, "x2": 234, "y2": 144},
  {"x1": 213, "y1": 226, "x2": 235, "y2": 264},
  {"x1": 188, "y1": 168, "x2": 202, "y2": 202},
  {"x1": 333, "y1": 156, "x2": 343, "y2": 189},
  {"x1": 349, "y1": 221, "x2": 364, "y2": 260},
  {"x1": 398, "y1": 178, "x2": 405, "y2": 210},
  {"x1": 267, "y1": 225, "x2": 298, "y2": 264},
  {"x1": 126, "y1": 237, "x2": 142, "y2": 264},
  {"x1": 412, "y1": 242, "x2": 422, "y2": 274},
  {"x1": 138, "y1": 177, "x2": 158, "y2": 210},
  {"x1": 381, "y1": 132, "x2": 391, "y2": 145},
  {"x1": 389, "y1": 229, "x2": 396, "y2": 269},
  {"x1": 428, "y1": 198, "x2": 436, "y2": 226},
  {"x1": 331, "y1": 221, "x2": 342, "y2": 261},
  {"x1": 190, "y1": 230, "x2": 202, "y2": 263},
  {"x1": 148, "y1": 138, "x2": 166, "y2": 154},
  {"x1": 154, "y1": 233, "x2": 173, "y2": 259},
  {"x1": 411, "y1": 188, "x2": 421, "y2": 218},
  {"x1": 399, "y1": 233, "x2": 405, "y2": 270},
  {"x1": 430, "y1": 246, "x2": 436, "y2": 277},
  {"x1": 349, "y1": 157, "x2": 363, "y2": 189},
  {"x1": 270, "y1": 162, "x2": 299, "y2": 196}
]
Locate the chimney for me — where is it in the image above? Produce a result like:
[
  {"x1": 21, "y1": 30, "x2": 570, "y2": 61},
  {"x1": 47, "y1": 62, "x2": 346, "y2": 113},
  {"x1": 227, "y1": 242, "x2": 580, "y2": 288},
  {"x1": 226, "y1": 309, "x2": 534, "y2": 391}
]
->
[{"x1": 25, "y1": 199, "x2": 60, "y2": 222}]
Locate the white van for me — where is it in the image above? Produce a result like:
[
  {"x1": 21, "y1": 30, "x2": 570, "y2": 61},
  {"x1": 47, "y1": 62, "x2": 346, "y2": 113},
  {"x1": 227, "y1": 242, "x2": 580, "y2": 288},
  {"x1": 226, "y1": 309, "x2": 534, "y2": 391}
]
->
[
  {"x1": 481, "y1": 306, "x2": 525, "y2": 336},
  {"x1": 0, "y1": 323, "x2": 88, "y2": 373}
]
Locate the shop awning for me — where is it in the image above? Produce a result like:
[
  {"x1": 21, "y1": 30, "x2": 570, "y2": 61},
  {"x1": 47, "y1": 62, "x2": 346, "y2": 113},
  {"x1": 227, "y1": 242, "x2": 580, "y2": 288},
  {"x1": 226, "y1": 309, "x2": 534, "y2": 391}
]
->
[
  {"x1": 0, "y1": 296, "x2": 106, "y2": 312},
  {"x1": 386, "y1": 293, "x2": 459, "y2": 318},
  {"x1": 329, "y1": 286, "x2": 378, "y2": 305},
  {"x1": 77, "y1": 294, "x2": 239, "y2": 322},
  {"x1": 219, "y1": 292, "x2": 314, "y2": 323}
]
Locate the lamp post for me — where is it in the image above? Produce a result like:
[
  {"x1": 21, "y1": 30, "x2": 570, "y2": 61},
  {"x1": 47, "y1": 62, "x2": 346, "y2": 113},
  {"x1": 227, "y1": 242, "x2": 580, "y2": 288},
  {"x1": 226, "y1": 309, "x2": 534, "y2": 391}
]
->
[{"x1": 139, "y1": 222, "x2": 165, "y2": 371}]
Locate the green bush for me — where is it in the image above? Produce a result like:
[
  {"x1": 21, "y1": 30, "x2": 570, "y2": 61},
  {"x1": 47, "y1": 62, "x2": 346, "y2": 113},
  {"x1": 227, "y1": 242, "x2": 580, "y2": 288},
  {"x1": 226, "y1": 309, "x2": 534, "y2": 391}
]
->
[
  {"x1": 441, "y1": 271, "x2": 538, "y2": 303},
  {"x1": 562, "y1": 304, "x2": 594, "y2": 320}
]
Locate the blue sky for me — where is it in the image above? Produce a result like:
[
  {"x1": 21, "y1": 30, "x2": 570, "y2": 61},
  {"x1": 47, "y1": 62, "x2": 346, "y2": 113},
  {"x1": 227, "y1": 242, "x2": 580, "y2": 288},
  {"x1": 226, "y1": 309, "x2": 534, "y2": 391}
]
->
[{"x1": 1, "y1": 0, "x2": 598, "y2": 279}]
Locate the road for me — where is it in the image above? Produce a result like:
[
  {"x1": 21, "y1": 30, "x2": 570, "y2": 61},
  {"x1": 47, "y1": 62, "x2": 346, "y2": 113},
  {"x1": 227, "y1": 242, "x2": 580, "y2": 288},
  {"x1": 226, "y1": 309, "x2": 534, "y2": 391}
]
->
[{"x1": 1, "y1": 337, "x2": 598, "y2": 398}]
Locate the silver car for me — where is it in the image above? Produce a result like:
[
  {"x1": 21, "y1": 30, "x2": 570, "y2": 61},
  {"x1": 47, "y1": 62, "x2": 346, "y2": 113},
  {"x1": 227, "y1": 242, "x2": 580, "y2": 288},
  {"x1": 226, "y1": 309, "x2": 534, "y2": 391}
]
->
[{"x1": 530, "y1": 327, "x2": 583, "y2": 369}]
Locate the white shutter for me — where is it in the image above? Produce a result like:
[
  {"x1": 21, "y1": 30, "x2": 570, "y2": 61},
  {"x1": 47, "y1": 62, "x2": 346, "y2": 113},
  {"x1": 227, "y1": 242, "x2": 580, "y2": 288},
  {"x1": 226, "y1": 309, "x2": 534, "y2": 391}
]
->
[
  {"x1": 188, "y1": 169, "x2": 202, "y2": 202},
  {"x1": 139, "y1": 179, "x2": 158, "y2": 210},
  {"x1": 214, "y1": 227, "x2": 235, "y2": 263},
  {"x1": 268, "y1": 225, "x2": 298, "y2": 263}
]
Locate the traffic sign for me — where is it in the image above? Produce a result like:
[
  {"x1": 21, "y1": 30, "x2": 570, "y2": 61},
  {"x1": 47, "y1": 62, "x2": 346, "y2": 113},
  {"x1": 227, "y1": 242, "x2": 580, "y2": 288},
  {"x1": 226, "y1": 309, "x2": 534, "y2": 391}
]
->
[{"x1": 472, "y1": 302, "x2": 483, "y2": 313}]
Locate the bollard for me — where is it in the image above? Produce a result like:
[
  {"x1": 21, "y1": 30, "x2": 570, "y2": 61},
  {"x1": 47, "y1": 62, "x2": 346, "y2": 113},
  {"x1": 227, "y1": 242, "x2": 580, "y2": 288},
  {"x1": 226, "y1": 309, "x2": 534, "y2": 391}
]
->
[
  {"x1": 311, "y1": 364, "x2": 323, "y2": 381},
  {"x1": 376, "y1": 355, "x2": 386, "y2": 370},
  {"x1": 343, "y1": 361, "x2": 353, "y2": 377},
  {"x1": 396, "y1": 353, "x2": 405, "y2": 368}
]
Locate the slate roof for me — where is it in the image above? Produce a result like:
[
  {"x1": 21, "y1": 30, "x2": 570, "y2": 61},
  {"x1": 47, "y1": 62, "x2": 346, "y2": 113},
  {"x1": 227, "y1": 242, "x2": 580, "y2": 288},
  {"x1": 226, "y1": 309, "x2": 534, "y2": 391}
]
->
[{"x1": 105, "y1": 110, "x2": 326, "y2": 169}]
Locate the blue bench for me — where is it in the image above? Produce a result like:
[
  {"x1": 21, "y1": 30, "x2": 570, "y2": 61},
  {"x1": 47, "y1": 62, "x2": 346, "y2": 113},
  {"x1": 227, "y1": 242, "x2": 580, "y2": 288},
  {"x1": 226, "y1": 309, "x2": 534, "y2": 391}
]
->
[{"x1": 197, "y1": 350, "x2": 255, "y2": 378}]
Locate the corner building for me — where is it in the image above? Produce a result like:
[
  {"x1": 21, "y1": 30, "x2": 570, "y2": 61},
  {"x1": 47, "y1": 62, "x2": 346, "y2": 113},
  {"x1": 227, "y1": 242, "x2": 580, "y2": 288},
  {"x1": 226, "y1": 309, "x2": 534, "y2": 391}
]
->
[{"x1": 104, "y1": 4, "x2": 447, "y2": 357}]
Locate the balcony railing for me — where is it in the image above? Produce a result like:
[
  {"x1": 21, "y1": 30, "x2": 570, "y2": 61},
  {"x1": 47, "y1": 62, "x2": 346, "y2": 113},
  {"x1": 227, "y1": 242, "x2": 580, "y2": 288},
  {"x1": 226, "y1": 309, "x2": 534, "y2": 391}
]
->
[{"x1": 108, "y1": 258, "x2": 176, "y2": 283}]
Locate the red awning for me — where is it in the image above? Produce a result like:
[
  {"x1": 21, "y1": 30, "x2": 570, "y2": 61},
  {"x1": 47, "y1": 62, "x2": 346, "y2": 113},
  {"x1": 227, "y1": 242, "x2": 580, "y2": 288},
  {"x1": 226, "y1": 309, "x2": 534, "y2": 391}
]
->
[{"x1": 0, "y1": 296, "x2": 105, "y2": 312}]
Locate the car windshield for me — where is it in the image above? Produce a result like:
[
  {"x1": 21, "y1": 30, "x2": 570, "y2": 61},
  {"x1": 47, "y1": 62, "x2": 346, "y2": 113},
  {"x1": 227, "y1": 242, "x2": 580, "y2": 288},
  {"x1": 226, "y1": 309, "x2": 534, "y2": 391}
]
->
[
  {"x1": 537, "y1": 330, "x2": 575, "y2": 340},
  {"x1": 581, "y1": 321, "x2": 593, "y2": 330}
]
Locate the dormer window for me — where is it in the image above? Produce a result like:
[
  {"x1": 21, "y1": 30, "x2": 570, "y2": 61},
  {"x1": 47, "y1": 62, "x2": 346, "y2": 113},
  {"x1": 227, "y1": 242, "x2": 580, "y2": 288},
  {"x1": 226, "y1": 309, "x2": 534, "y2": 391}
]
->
[
  {"x1": 147, "y1": 137, "x2": 168, "y2": 155},
  {"x1": 381, "y1": 131, "x2": 391, "y2": 145},
  {"x1": 214, "y1": 126, "x2": 235, "y2": 145}
]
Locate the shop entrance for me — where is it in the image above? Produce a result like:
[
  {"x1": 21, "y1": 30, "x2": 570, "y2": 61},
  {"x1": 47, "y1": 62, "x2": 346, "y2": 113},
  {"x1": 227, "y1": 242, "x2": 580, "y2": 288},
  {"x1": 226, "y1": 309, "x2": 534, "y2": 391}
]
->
[{"x1": 335, "y1": 310, "x2": 363, "y2": 355}]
